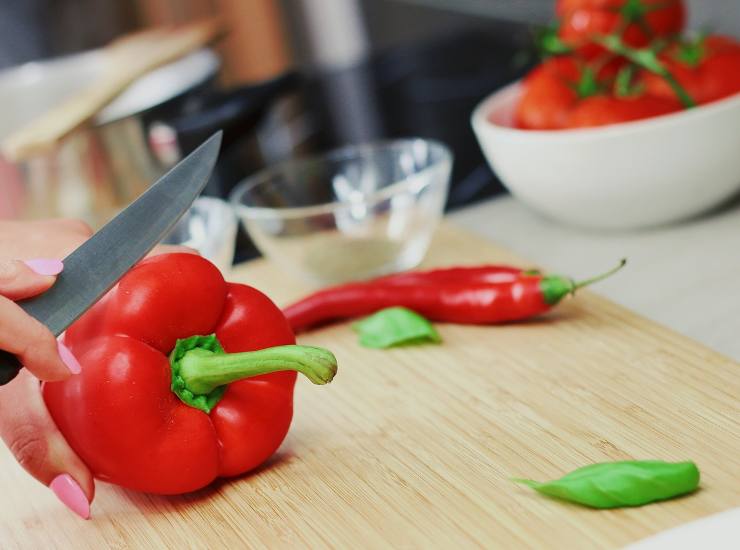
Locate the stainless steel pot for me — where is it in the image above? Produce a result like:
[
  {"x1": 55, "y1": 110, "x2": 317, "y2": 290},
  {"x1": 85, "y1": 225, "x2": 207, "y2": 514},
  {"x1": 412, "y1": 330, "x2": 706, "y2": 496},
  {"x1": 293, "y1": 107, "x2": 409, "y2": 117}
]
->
[{"x1": 0, "y1": 47, "x2": 298, "y2": 228}]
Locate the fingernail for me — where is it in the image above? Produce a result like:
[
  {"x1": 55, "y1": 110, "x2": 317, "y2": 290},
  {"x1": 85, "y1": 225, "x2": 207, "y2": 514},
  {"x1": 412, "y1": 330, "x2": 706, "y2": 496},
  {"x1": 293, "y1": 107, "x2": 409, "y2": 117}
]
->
[
  {"x1": 50, "y1": 474, "x2": 90, "y2": 520},
  {"x1": 57, "y1": 342, "x2": 81, "y2": 375},
  {"x1": 23, "y1": 259, "x2": 64, "y2": 276}
]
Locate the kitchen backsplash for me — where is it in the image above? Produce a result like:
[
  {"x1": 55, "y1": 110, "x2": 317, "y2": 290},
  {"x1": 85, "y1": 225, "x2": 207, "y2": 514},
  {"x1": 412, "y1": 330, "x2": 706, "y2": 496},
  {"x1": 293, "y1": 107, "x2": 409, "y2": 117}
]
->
[
  {"x1": 355, "y1": 0, "x2": 739, "y2": 63},
  {"x1": 385, "y1": 0, "x2": 740, "y2": 34},
  {"x1": 687, "y1": 0, "x2": 740, "y2": 34}
]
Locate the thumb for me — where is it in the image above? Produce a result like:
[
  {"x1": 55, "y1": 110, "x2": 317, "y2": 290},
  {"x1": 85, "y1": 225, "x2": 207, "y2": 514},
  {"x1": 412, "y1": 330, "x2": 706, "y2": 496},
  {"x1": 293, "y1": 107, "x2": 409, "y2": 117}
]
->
[
  {"x1": 0, "y1": 370, "x2": 94, "y2": 519},
  {"x1": 0, "y1": 259, "x2": 63, "y2": 300}
]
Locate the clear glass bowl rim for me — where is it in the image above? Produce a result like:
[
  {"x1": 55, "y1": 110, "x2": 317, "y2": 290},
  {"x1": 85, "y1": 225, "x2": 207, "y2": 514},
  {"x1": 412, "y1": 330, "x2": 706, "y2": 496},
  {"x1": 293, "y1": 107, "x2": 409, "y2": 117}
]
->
[{"x1": 228, "y1": 138, "x2": 453, "y2": 220}]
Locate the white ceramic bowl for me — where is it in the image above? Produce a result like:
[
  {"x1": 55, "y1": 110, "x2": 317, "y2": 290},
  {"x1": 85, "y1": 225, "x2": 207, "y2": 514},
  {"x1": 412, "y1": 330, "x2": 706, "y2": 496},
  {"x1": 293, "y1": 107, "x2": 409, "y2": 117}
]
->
[{"x1": 472, "y1": 82, "x2": 740, "y2": 229}]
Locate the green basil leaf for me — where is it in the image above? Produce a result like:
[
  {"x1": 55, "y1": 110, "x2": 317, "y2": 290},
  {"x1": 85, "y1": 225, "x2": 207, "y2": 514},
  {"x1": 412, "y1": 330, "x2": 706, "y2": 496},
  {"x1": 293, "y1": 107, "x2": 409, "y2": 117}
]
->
[
  {"x1": 513, "y1": 460, "x2": 700, "y2": 509},
  {"x1": 352, "y1": 307, "x2": 441, "y2": 349}
]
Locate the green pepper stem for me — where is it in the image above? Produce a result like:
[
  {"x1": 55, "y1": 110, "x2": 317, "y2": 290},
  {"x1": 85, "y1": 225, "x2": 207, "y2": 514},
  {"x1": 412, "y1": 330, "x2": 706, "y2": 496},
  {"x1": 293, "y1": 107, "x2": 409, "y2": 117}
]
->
[
  {"x1": 573, "y1": 258, "x2": 627, "y2": 291},
  {"x1": 179, "y1": 345, "x2": 338, "y2": 395}
]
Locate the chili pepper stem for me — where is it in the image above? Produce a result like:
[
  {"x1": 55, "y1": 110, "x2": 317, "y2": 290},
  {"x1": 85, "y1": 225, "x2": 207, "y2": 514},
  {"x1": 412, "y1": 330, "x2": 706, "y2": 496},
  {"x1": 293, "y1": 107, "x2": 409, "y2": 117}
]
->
[
  {"x1": 572, "y1": 258, "x2": 627, "y2": 291},
  {"x1": 541, "y1": 259, "x2": 627, "y2": 305},
  {"x1": 179, "y1": 345, "x2": 338, "y2": 395}
]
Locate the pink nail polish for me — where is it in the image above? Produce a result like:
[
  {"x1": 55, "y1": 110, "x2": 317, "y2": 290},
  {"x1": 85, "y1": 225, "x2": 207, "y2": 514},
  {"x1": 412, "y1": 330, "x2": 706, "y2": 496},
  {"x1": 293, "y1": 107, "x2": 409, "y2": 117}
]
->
[
  {"x1": 23, "y1": 259, "x2": 64, "y2": 276},
  {"x1": 50, "y1": 474, "x2": 90, "y2": 520},
  {"x1": 57, "y1": 342, "x2": 81, "y2": 375}
]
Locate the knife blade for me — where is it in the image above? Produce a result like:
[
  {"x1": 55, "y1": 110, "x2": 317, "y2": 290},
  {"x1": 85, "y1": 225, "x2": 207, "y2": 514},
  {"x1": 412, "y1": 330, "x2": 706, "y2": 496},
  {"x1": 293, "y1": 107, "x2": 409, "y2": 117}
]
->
[{"x1": 0, "y1": 131, "x2": 222, "y2": 385}]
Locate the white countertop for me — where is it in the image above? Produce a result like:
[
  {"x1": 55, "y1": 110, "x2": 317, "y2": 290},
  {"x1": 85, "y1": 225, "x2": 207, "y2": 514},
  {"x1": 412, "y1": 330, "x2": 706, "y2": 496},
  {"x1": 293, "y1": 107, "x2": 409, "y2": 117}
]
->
[{"x1": 450, "y1": 195, "x2": 740, "y2": 361}]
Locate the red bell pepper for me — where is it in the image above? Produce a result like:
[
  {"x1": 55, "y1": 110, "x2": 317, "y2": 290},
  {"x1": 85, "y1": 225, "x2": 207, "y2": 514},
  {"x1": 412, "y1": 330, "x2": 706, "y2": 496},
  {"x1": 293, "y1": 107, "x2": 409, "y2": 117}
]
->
[{"x1": 42, "y1": 253, "x2": 337, "y2": 495}]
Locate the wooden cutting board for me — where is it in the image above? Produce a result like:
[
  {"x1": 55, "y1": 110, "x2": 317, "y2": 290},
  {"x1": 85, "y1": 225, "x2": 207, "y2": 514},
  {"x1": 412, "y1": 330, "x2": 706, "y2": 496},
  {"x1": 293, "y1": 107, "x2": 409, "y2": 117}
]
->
[{"x1": 1, "y1": 223, "x2": 739, "y2": 549}]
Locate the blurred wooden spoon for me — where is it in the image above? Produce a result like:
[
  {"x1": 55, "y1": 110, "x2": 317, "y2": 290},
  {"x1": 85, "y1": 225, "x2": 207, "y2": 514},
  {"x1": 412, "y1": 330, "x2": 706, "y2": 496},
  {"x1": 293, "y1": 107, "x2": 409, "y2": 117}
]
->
[{"x1": 1, "y1": 18, "x2": 223, "y2": 162}]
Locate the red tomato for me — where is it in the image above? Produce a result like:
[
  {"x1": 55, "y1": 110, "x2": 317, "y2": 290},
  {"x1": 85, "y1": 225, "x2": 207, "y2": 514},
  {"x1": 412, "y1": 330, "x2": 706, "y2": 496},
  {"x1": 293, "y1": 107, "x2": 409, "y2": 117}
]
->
[
  {"x1": 643, "y1": 35, "x2": 740, "y2": 105},
  {"x1": 512, "y1": 57, "x2": 621, "y2": 130},
  {"x1": 565, "y1": 95, "x2": 682, "y2": 128},
  {"x1": 513, "y1": 57, "x2": 580, "y2": 130},
  {"x1": 556, "y1": 0, "x2": 686, "y2": 58},
  {"x1": 511, "y1": 55, "x2": 684, "y2": 130}
]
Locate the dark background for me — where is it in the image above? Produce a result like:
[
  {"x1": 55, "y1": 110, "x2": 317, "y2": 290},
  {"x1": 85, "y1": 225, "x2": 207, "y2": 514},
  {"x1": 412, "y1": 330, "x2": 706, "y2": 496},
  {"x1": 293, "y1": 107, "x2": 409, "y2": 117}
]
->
[
  {"x1": 1, "y1": 0, "x2": 738, "y2": 212},
  {"x1": 3, "y1": 0, "x2": 738, "y2": 70}
]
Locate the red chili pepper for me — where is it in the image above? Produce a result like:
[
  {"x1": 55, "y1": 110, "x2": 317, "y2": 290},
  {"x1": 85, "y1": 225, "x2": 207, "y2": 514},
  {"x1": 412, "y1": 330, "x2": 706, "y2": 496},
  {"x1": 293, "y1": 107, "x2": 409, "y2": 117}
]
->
[
  {"x1": 42, "y1": 253, "x2": 337, "y2": 495},
  {"x1": 285, "y1": 261, "x2": 625, "y2": 332},
  {"x1": 373, "y1": 265, "x2": 529, "y2": 286}
]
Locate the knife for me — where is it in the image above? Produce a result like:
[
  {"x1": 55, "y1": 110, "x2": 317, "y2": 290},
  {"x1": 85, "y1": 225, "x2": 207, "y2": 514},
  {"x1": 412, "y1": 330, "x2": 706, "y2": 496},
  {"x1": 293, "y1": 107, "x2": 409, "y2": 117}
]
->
[{"x1": 0, "y1": 131, "x2": 222, "y2": 385}]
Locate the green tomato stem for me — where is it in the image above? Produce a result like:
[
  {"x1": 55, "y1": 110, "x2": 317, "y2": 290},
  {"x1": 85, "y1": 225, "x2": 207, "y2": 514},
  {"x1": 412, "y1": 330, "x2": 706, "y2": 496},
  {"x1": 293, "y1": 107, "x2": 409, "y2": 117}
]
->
[{"x1": 596, "y1": 35, "x2": 696, "y2": 108}]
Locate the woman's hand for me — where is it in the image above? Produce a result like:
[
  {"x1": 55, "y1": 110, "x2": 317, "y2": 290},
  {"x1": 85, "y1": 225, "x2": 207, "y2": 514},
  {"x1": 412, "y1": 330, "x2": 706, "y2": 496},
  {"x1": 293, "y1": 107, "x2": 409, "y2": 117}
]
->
[
  {"x1": 0, "y1": 219, "x2": 94, "y2": 519},
  {"x1": 0, "y1": 219, "x2": 196, "y2": 520}
]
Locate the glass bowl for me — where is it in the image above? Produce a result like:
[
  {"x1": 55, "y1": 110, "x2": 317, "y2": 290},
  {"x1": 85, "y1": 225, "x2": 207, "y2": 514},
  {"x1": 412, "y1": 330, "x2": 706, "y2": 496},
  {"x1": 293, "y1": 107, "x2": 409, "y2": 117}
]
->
[
  {"x1": 230, "y1": 139, "x2": 452, "y2": 284},
  {"x1": 161, "y1": 197, "x2": 237, "y2": 273}
]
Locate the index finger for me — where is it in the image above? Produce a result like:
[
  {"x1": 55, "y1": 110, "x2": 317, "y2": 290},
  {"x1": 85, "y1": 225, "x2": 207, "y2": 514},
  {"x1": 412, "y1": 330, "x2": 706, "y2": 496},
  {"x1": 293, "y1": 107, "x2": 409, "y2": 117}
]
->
[
  {"x1": 0, "y1": 259, "x2": 62, "y2": 301},
  {"x1": 0, "y1": 297, "x2": 78, "y2": 381}
]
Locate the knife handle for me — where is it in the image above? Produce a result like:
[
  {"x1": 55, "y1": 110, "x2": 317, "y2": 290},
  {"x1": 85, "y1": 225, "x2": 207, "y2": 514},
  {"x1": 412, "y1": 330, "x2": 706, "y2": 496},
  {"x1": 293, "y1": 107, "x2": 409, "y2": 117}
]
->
[
  {"x1": 0, "y1": 295, "x2": 35, "y2": 385},
  {"x1": 0, "y1": 351, "x2": 22, "y2": 385}
]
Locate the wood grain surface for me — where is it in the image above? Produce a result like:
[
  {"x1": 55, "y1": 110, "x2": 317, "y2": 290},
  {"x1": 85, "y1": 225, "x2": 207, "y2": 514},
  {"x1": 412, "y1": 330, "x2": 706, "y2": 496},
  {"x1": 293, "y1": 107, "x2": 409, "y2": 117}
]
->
[{"x1": 1, "y1": 222, "x2": 738, "y2": 549}]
